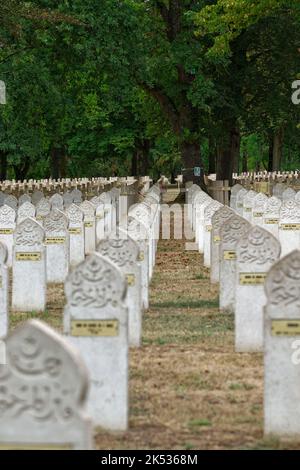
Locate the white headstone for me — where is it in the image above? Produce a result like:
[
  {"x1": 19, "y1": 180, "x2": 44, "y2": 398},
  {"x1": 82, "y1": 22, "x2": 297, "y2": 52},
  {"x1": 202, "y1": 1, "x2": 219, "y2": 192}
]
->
[
  {"x1": 252, "y1": 193, "x2": 268, "y2": 226},
  {"x1": 203, "y1": 201, "x2": 222, "y2": 268},
  {"x1": 219, "y1": 215, "x2": 251, "y2": 312},
  {"x1": 0, "y1": 204, "x2": 16, "y2": 267},
  {"x1": 17, "y1": 201, "x2": 35, "y2": 224},
  {"x1": 236, "y1": 188, "x2": 248, "y2": 216},
  {"x1": 64, "y1": 253, "x2": 128, "y2": 431},
  {"x1": 0, "y1": 243, "x2": 9, "y2": 338},
  {"x1": 210, "y1": 206, "x2": 234, "y2": 284},
  {"x1": 282, "y1": 187, "x2": 296, "y2": 202},
  {"x1": 12, "y1": 218, "x2": 46, "y2": 312},
  {"x1": 36, "y1": 198, "x2": 51, "y2": 222},
  {"x1": 243, "y1": 190, "x2": 257, "y2": 221},
  {"x1": 80, "y1": 201, "x2": 96, "y2": 255},
  {"x1": 97, "y1": 234, "x2": 142, "y2": 347},
  {"x1": 235, "y1": 226, "x2": 280, "y2": 352},
  {"x1": 44, "y1": 210, "x2": 69, "y2": 283},
  {"x1": 66, "y1": 204, "x2": 85, "y2": 267},
  {"x1": 0, "y1": 319, "x2": 92, "y2": 449},
  {"x1": 230, "y1": 184, "x2": 243, "y2": 210},
  {"x1": 32, "y1": 190, "x2": 44, "y2": 206},
  {"x1": 264, "y1": 250, "x2": 300, "y2": 438},
  {"x1": 263, "y1": 196, "x2": 281, "y2": 239},
  {"x1": 279, "y1": 200, "x2": 300, "y2": 257},
  {"x1": 50, "y1": 193, "x2": 64, "y2": 210}
]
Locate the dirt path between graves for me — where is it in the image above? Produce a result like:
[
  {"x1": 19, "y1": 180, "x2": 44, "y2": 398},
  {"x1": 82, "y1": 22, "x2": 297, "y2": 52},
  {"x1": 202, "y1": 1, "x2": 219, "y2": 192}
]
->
[{"x1": 10, "y1": 192, "x2": 300, "y2": 450}]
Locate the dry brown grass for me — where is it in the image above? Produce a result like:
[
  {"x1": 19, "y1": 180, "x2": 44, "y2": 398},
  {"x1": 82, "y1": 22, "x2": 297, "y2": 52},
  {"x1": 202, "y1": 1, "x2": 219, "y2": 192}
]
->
[{"x1": 9, "y1": 200, "x2": 300, "y2": 450}]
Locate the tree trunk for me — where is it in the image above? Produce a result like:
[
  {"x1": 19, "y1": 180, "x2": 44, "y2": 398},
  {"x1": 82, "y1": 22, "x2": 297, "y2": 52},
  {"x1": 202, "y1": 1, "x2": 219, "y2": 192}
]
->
[
  {"x1": 208, "y1": 136, "x2": 216, "y2": 174},
  {"x1": 60, "y1": 152, "x2": 67, "y2": 178},
  {"x1": 140, "y1": 139, "x2": 150, "y2": 176},
  {"x1": 0, "y1": 150, "x2": 7, "y2": 181},
  {"x1": 180, "y1": 141, "x2": 204, "y2": 186},
  {"x1": 273, "y1": 127, "x2": 284, "y2": 171},
  {"x1": 268, "y1": 134, "x2": 274, "y2": 172},
  {"x1": 231, "y1": 127, "x2": 241, "y2": 174},
  {"x1": 13, "y1": 157, "x2": 30, "y2": 181},
  {"x1": 131, "y1": 149, "x2": 138, "y2": 177},
  {"x1": 216, "y1": 125, "x2": 239, "y2": 185},
  {"x1": 51, "y1": 147, "x2": 61, "y2": 179},
  {"x1": 242, "y1": 151, "x2": 248, "y2": 172}
]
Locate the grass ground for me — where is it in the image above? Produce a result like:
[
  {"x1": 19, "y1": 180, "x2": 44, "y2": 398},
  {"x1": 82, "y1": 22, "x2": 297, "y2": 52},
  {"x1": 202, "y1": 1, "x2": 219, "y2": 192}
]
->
[{"x1": 9, "y1": 194, "x2": 300, "y2": 450}]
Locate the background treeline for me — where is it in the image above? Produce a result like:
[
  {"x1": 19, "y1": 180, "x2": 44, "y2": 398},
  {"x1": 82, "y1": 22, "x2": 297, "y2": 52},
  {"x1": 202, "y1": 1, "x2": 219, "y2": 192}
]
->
[{"x1": 0, "y1": 0, "x2": 300, "y2": 182}]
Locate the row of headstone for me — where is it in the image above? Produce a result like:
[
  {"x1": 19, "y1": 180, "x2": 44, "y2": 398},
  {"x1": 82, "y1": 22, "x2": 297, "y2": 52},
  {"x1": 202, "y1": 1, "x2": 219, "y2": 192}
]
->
[
  {"x1": 0, "y1": 182, "x2": 161, "y2": 448},
  {"x1": 188, "y1": 181, "x2": 300, "y2": 439}
]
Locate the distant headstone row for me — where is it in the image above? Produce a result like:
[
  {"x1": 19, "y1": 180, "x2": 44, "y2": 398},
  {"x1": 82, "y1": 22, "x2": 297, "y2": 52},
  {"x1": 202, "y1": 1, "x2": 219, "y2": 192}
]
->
[
  {"x1": 187, "y1": 181, "x2": 300, "y2": 439},
  {"x1": 0, "y1": 179, "x2": 161, "y2": 449}
]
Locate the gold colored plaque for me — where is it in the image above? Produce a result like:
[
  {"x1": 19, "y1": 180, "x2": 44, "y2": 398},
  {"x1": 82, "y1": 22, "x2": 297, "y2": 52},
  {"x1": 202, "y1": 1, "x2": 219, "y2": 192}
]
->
[
  {"x1": 265, "y1": 218, "x2": 279, "y2": 225},
  {"x1": 205, "y1": 225, "x2": 212, "y2": 232},
  {"x1": 96, "y1": 214, "x2": 104, "y2": 220},
  {"x1": 253, "y1": 212, "x2": 263, "y2": 218},
  {"x1": 239, "y1": 272, "x2": 267, "y2": 285},
  {"x1": 71, "y1": 319, "x2": 119, "y2": 337},
  {"x1": 213, "y1": 235, "x2": 221, "y2": 243},
  {"x1": 16, "y1": 252, "x2": 41, "y2": 261},
  {"x1": 68, "y1": 228, "x2": 82, "y2": 235},
  {"x1": 223, "y1": 251, "x2": 236, "y2": 260},
  {"x1": 84, "y1": 221, "x2": 94, "y2": 228},
  {"x1": 126, "y1": 273, "x2": 136, "y2": 286},
  {"x1": 138, "y1": 251, "x2": 145, "y2": 261},
  {"x1": 271, "y1": 320, "x2": 300, "y2": 336},
  {"x1": 280, "y1": 224, "x2": 300, "y2": 231},
  {"x1": 0, "y1": 229, "x2": 13, "y2": 235},
  {"x1": 244, "y1": 207, "x2": 252, "y2": 212},
  {"x1": 36, "y1": 215, "x2": 44, "y2": 221},
  {"x1": 0, "y1": 443, "x2": 72, "y2": 450},
  {"x1": 45, "y1": 237, "x2": 66, "y2": 245}
]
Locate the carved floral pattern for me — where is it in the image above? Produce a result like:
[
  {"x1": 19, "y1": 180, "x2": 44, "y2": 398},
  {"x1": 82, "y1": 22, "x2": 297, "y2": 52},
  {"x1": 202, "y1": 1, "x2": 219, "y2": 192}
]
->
[
  {"x1": 265, "y1": 250, "x2": 300, "y2": 307},
  {"x1": 237, "y1": 226, "x2": 280, "y2": 265},
  {"x1": 65, "y1": 253, "x2": 125, "y2": 308},
  {"x1": 14, "y1": 218, "x2": 44, "y2": 246}
]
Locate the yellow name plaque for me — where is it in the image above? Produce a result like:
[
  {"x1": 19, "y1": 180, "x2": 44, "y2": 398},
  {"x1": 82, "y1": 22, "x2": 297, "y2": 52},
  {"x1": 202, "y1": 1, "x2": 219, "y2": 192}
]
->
[
  {"x1": 138, "y1": 251, "x2": 145, "y2": 261},
  {"x1": 213, "y1": 235, "x2": 221, "y2": 243},
  {"x1": 253, "y1": 212, "x2": 263, "y2": 218},
  {"x1": 264, "y1": 219, "x2": 279, "y2": 225},
  {"x1": 96, "y1": 215, "x2": 104, "y2": 220},
  {"x1": 223, "y1": 251, "x2": 236, "y2": 260},
  {"x1": 84, "y1": 221, "x2": 94, "y2": 228},
  {"x1": 0, "y1": 229, "x2": 13, "y2": 235},
  {"x1": 0, "y1": 443, "x2": 72, "y2": 450},
  {"x1": 271, "y1": 320, "x2": 300, "y2": 336},
  {"x1": 244, "y1": 207, "x2": 252, "y2": 212},
  {"x1": 45, "y1": 237, "x2": 66, "y2": 245},
  {"x1": 68, "y1": 228, "x2": 82, "y2": 235},
  {"x1": 126, "y1": 273, "x2": 136, "y2": 286},
  {"x1": 239, "y1": 273, "x2": 267, "y2": 285},
  {"x1": 205, "y1": 225, "x2": 212, "y2": 232},
  {"x1": 71, "y1": 320, "x2": 119, "y2": 337},
  {"x1": 16, "y1": 252, "x2": 41, "y2": 261},
  {"x1": 280, "y1": 224, "x2": 300, "y2": 231}
]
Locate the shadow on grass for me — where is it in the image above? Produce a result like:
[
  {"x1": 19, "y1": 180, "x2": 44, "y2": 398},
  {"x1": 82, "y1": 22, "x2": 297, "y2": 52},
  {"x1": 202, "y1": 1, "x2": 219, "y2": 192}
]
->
[{"x1": 151, "y1": 298, "x2": 219, "y2": 309}]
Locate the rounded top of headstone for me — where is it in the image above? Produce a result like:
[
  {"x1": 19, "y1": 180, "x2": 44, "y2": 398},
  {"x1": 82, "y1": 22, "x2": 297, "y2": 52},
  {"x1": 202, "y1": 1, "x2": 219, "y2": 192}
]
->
[
  {"x1": 19, "y1": 194, "x2": 31, "y2": 205},
  {"x1": 0, "y1": 241, "x2": 8, "y2": 264},
  {"x1": 282, "y1": 187, "x2": 296, "y2": 201},
  {"x1": 265, "y1": 196, "x2": 281, "y2": 212},
  {"x1": 220, "y1": 215, "x2": 251, "y2": 243},
  {"x1": 204, "y1": 201, "x2": 222, "y2": 219},
  {"x1": 231, "y1": 184, "x2": 243, "y2": 195},
  {"x1": 212, "y1": 206, "x2": 234, "y2": 228},
  {"x1": 44, "y1": 209, "x2": 69, "y2": 232},
  {"x1": 265, "y1": 250, "x2": 300, "y2": 310},
  {"x1": 14, "y1": 217, "x2": 44, "y2": 245},
  {"x1": 3, "y1": 319, "x2": 89, "y2": 422},
  {"x1": 4, "y1": 195, "x2": 18, "y2": 209},
  {"x1": 236, "y1": 225, "x2": 281, "y2": 265},
  {"x1": 66, "y1": 204, "x2": 83, "y2": 223},
  {"x1": 31, "y1": 190, "x2": 44, "y2": 205},
  {"x1": 0, "y1": 203, "x2": 16, "y2": 223},
  {"x1": 126, "y1": 216, "x2": 149, "y2": 240},
  {"x1": 280, "y1": 199, "x2": 300, "y2": 219},
  {"x1": 97, "y1": 233, "x2": 139, "y2": 267},
  {"x1": 17, "y1": 201, "x2": 35, "y2": 215},
  {"x1": 80, "y1": 200, "x2": 95, "y2": 215},
  {"x1": 65, "y1": 253, "x2": 127, "y2": 309},
  {"x1": 244, "y1": 190, "x2": 257, "y2": 206},
  {"x1": 194, "y1": 192, "x2": 211, "y2": 204}
]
